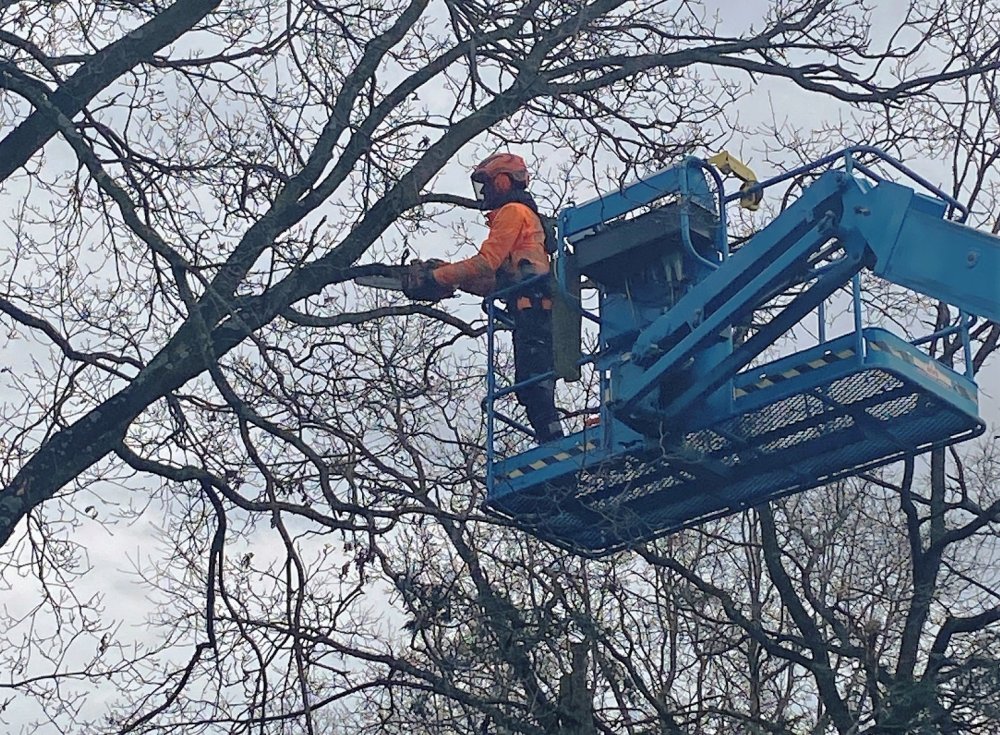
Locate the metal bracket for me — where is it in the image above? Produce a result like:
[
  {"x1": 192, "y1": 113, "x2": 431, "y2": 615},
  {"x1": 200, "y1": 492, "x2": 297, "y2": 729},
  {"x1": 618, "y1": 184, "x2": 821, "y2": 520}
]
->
[{"x1": 708, "y1": 150, "x2": 762, "y2": 211}]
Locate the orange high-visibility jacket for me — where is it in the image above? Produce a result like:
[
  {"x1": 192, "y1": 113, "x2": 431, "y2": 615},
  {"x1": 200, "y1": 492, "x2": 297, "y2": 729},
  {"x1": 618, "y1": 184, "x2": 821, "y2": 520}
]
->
[{"x1": 432, "y1": 202, "x2": 548, "y2": 297}]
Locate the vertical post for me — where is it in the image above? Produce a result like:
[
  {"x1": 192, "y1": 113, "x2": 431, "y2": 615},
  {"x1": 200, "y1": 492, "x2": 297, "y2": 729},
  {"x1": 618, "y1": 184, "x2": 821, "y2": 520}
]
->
[
  {"x1": 485, "y1": 299, "x2": 497, "y2": 495},
  {"x1": 960, "y1": 310, "x2": 974, "y2": 378},
  {"x1": 852, "y1": 273, "x2": 865, "y2": 356},
  {"x1": 818, "y1": 301, "x2": 827, "y2": 344}
]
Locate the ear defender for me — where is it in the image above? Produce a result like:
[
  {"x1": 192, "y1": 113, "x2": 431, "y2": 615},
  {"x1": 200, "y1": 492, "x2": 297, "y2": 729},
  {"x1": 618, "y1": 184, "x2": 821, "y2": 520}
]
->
[{"x1": 493, "y1": 173, "x2": 512, "y2": 194}]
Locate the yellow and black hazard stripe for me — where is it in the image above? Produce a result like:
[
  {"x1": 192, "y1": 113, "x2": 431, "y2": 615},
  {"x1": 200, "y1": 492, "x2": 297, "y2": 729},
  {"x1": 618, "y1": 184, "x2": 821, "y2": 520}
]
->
[
  {"x1": 502, "y1": 441, "x2": 598, "y2": 480},
  {"x1": 734, "y1": 347, "x2": 856, "y2": 398},
  {"x1": 868, "y1": 339, "x2": 975, "y2": 402}
]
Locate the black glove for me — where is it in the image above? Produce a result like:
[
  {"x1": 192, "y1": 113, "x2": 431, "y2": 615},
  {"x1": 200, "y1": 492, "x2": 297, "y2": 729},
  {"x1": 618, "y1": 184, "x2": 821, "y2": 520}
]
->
[{"x1": 401, "y1": 260, "x2": 454, "y2": 302}]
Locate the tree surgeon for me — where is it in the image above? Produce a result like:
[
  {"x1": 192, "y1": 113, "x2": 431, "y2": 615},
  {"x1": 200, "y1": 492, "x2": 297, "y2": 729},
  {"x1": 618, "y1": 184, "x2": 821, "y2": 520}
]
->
[{"x1": 405, "y1": 153, "x2": 564, "y2": 443}]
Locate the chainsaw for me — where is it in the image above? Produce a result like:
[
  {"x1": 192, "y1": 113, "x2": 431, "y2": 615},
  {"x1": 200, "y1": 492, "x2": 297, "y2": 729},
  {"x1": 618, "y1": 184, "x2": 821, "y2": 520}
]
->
[
  {"x1": 353, "y1": 259, "x2": 455, "y2": 301},
  {"x1": 353, "y1": 263, "x2": 410, "y2": 292}
]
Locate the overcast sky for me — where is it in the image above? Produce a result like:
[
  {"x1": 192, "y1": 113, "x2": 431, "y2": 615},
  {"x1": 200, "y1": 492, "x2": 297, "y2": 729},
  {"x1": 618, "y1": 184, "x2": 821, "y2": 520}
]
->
[{"x1": 2, "y1": 0, "x2": 999, "y2": 730}]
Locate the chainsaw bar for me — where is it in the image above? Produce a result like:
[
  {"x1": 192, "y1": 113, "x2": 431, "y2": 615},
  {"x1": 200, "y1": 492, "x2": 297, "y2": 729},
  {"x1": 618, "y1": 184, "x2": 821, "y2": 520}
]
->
[
  {"x1": 354, "y1": 274, "x2": 405, "y2": 291},
  {"x1": 354, "y1": 263, "x2": 407, "y2": 292}
]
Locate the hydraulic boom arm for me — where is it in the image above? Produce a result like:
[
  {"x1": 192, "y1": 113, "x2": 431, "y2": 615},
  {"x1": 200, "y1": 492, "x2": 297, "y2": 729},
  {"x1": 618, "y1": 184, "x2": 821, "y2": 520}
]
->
[{"x1": 611, "y1": 169, "x2": 1000, "y2": 431}]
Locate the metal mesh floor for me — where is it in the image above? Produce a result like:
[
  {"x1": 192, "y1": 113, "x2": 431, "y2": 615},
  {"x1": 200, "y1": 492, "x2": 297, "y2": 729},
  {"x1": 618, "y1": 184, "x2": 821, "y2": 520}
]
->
[{"x1": 486, "y1": 364, "x2": 983, "y2": 555}]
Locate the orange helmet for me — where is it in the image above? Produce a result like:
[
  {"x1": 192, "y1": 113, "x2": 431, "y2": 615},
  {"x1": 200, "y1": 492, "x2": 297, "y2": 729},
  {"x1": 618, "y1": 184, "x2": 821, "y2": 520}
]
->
[
  {"x1": 471, "y1": 153, "x2": 530, "y2": 203},
  {"x1": 473, "y1": 153, "x2": 530, "y2": 184}
]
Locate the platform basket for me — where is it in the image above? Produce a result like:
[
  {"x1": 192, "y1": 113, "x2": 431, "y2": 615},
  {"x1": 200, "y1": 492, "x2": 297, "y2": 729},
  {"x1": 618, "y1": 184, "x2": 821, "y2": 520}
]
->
[{"x1": 485, "y1": 329, "x2": 983, "y2": 556}]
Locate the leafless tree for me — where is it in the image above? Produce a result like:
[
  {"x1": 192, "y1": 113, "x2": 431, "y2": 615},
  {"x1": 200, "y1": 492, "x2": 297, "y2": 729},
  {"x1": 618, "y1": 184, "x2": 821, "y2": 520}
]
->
[{"x1": 2, "y1": 0, "x2": 1000, "y2": 732}]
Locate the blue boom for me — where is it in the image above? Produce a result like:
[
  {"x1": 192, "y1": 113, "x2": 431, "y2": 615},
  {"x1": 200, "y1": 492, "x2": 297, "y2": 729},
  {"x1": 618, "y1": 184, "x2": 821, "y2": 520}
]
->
[{"x1": 483, "y1": 148, "x2": 999, "y2": 556}]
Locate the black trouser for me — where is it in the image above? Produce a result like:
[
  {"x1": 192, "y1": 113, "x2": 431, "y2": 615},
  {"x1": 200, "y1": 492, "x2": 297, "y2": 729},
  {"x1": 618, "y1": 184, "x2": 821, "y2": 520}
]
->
[{"x1": 512, "y1": 306, "x2": 562, "y2": 442}]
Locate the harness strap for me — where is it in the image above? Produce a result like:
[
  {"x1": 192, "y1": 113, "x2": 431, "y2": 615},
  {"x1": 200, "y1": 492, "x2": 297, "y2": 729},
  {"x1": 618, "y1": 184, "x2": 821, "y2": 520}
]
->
[{"x1": 515, "y1": 296, "x2": 553, "y2": 311}]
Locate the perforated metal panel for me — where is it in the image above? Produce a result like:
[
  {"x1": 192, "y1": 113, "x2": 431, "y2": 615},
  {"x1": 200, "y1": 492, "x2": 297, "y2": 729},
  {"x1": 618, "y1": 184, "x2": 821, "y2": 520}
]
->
[{"x1": 486, "y1": 334, "x2": 983, "y2": 556}]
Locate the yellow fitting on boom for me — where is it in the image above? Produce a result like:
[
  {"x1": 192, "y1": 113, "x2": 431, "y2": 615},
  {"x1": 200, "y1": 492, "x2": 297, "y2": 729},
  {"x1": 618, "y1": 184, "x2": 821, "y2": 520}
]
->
[{"x1": 708, "y1": 151, "x2": 763, "y2": 211}]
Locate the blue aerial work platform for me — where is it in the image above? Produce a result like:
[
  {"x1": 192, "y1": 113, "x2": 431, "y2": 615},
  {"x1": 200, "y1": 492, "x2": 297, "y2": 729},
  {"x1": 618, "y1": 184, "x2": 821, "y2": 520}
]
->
[{"x1": 483, "y1": 147, "x2": 999, "y2": 556}]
